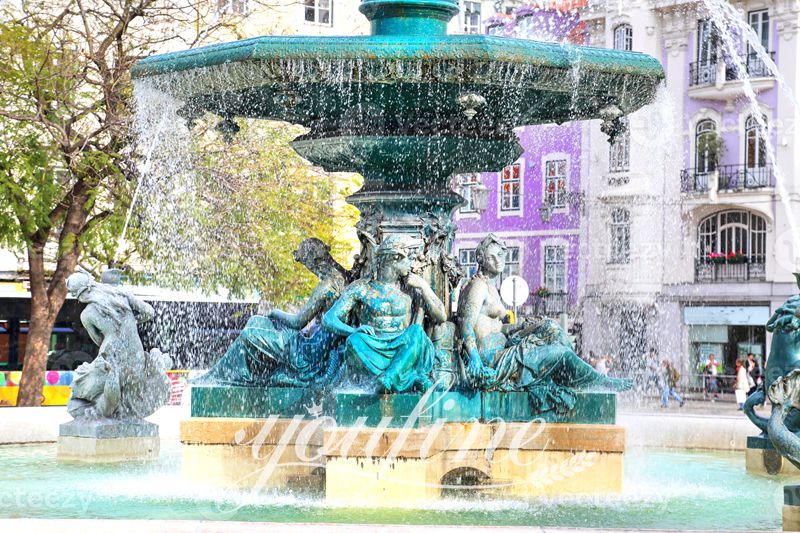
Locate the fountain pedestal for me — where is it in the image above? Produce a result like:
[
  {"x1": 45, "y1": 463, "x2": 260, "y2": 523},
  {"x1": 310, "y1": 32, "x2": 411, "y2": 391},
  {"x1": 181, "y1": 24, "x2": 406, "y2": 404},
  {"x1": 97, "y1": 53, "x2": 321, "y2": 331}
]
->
[
  {"x1": 746, "y1": 435, "x2": 800, "y2": 475},
  {"x1": 179, "y1": 386, "x2": 624, "y2": 502},
  {"x1": 57, "y1": 419, "x2": 160, "y2": 462}
]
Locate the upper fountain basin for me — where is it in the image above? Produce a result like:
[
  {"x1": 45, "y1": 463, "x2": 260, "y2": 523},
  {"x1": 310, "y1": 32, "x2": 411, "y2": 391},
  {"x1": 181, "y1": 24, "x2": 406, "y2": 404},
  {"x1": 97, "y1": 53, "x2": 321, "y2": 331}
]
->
[{"x1": 131, "y1": 34, "x2": 664, "y2": 137}]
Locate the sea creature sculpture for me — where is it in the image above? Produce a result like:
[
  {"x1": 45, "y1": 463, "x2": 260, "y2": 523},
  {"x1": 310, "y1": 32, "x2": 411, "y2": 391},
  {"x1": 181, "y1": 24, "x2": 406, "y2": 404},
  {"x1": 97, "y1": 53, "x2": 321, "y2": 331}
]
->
[{"x1": 744, "y1": 273, "x2": 800, "y2": 434}]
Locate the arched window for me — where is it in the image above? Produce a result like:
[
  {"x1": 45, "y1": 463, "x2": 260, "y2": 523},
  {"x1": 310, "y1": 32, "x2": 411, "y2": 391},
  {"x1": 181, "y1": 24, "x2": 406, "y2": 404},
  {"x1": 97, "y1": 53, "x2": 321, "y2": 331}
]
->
[
  {"x1": 697, "y1": 210, "x2": 767, "y2": 264},
  {"x1": 695, "y1": 119, "x2": 717, "y2": 174},
  {"x1": 613, "y1": 24, "x2": 632, "y2": 51},
  {"x1": 610, "y1": 207, "x2": 630, "y2": 264},
  {"x1": 745, "y1": 114, "x2": 769, "y2": 187}
]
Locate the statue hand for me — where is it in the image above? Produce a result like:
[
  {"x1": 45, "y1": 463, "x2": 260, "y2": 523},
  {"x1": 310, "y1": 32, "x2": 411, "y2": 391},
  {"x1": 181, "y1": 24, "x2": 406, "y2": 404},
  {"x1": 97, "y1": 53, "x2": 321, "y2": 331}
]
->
[
  {"x1": 355, "y1": 324, "x2": 377, "y2": 337},
  {"x1": 466, "y1": 354, "x2": 486, "y2": 386},
  {"x1": 405, "y1": 273, "x2": 428, "y2": 290}
]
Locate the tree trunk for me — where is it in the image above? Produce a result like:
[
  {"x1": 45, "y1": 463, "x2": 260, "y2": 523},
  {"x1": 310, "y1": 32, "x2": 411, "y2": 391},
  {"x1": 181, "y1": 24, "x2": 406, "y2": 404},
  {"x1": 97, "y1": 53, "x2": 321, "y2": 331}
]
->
[
  {"x1": 16, "y1": 244, "x2": 61, "y2": 406},
  {"x1": 16, "y1": 306, "x2": 56, "y2": 407}
]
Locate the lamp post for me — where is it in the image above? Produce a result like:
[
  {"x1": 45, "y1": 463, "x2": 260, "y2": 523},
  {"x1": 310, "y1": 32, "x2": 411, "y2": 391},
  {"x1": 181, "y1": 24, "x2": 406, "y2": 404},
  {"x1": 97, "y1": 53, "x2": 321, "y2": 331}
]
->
[
  {"x1": 472, "y1": 181, "x2": 489, "y2": 214},
  {"x1": 538, "y1": 191, "x2": 586, "y2": 224}
]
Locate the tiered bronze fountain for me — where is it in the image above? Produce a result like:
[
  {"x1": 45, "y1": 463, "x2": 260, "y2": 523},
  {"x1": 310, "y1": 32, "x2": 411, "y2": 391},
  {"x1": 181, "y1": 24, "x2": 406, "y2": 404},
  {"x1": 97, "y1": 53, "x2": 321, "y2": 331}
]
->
[{"x1": 131, "y1": 0, "x2": 663, "y2": 503}]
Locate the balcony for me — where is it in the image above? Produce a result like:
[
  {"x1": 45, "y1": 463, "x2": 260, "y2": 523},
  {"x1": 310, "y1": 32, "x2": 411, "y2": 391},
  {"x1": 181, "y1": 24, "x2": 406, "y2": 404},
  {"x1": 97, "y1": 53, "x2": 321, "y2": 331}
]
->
[
  {"x1": 688, "y1": 53, "x2": 776, "y2": 103},
  {"x1": 531, "y1": 292, "x2": 570, "y2": 317},
  {"x1": 681, "y1": 164, "x2": 772, "y2": 193},
  {"x1": 695, "y1": 261, "x2": 766, "y2": 283}
]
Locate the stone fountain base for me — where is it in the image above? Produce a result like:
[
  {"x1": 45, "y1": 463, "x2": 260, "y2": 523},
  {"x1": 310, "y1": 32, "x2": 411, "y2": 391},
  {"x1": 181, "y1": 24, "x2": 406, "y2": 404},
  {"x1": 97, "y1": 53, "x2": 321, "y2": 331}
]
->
[
  {"x1": 179, "y1": 387, "x2": 624, "y2": 504},
  {"x1": 57, "y1": 419, "x2": 160, "y2": 462},
  {"x1": 746, "y1": 435, "x2": 800, "y2": 476}
]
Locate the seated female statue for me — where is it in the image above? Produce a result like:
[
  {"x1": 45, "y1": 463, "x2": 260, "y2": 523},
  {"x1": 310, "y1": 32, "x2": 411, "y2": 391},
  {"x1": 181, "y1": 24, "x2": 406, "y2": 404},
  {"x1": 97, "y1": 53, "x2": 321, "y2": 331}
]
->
[
  {"x1": 458, "y1": 234, "x2": 632, "y2": 414},
  {"x1": 195, "y1": 238, "x2": 347, "y2": 387}
]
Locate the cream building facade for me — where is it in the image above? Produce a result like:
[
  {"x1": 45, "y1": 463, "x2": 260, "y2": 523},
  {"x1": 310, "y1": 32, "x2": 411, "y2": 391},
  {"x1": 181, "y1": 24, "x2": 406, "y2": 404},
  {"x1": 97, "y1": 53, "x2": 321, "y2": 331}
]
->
[{"x1": 578, "y1": 0, "x2": 800, "y2": 384}]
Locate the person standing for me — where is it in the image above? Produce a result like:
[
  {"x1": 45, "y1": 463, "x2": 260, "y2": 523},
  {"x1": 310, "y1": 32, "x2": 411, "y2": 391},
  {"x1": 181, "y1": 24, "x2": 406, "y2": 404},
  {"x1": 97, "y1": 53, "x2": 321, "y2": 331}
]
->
[
  {"x1": 735, "y1": 358, "x2": 750, "y2": 410},
  {"x1": 747, "y1": 353, "x2": 761, "y2": 395},
  {"x1": 661, "y1": 360, "x2": 684, "y2": 408},
  {"x1": 705, "y1": 354, "x2": 720, "y2": 401}
]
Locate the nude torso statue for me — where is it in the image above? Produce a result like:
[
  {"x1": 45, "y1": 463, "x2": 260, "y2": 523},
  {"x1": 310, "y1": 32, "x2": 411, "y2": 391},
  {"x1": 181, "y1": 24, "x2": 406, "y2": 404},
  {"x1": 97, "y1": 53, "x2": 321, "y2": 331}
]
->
[
  {"x1": 323, "y1": 234, "x2": 446, "y2": 392},
  {"x1": 458, "y1": 234, "x2": 632, "y2": 413}
]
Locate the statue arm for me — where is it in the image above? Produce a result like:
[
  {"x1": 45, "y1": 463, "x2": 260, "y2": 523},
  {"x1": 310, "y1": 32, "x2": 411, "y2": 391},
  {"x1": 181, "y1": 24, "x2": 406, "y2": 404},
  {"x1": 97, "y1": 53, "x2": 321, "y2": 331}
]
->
[
  {"x1": 458, "y1": 281, "x2": 489, "y2": 381},
  {"x1": 406, "y1": 274, "x2": 446, "y2": 325},
  {"x1": 126, "y1": 293, "x2": 155, "y2": 324},
  {"x1": 271, "y1": 280, "x2": 335, "y2": 330},
  {"x1": 322, "y1": 282, "x2": 362, "y2": 337}
]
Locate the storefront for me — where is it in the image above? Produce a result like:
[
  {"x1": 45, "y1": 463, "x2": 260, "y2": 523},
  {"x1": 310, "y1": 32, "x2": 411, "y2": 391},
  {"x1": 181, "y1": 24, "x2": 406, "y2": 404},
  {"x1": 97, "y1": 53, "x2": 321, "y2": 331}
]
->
[{"x1": 684, "y1": 305, "x2": 769, "y2": 390}]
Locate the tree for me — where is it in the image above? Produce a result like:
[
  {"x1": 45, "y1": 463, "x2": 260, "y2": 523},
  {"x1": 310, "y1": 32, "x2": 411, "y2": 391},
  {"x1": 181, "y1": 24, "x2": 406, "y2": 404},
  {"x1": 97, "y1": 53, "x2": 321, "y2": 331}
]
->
[
  {"x1": 136, "y1": 115, "x2": 360, "y2": 306},
  {"x1": 0, "y1": 1, "x2": 280, "y2": 406}
]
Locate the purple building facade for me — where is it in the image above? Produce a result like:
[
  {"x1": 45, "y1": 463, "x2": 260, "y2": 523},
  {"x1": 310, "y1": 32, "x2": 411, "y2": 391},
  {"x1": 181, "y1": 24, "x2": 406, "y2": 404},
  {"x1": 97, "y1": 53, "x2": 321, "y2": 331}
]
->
[{"x1": 453, "y1": 4, "x2": 586, "y2": 319}]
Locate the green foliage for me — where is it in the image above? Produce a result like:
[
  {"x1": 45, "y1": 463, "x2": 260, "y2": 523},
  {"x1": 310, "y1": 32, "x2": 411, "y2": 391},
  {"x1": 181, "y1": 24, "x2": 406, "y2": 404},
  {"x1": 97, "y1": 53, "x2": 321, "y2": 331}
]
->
[
  {"x1": 696, "y1": 130, "x2": 726, "y2": 167},
  {"x1": 134, "y1": 116, "x2": 360, "y2": 305}
]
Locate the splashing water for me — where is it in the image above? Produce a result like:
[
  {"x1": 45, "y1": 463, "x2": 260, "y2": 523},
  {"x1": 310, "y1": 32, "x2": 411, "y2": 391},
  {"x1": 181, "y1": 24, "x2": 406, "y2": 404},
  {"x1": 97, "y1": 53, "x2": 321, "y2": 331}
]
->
[{"x1": 115, "y1": 110, "x2": 170, "y2": 264}]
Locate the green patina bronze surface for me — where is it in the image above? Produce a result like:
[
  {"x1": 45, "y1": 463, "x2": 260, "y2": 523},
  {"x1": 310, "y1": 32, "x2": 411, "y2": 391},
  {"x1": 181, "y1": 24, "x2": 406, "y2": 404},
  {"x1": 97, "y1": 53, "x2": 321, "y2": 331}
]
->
[
  {"x1": 131, "y1": 0, "x2": 663, "y2": 190},
  {"x1": 191, "y1": 386, "x2": 616, "y2": 426},
  {"x1": 140, "y1": 0, "x2": 661, "y2": 422}
]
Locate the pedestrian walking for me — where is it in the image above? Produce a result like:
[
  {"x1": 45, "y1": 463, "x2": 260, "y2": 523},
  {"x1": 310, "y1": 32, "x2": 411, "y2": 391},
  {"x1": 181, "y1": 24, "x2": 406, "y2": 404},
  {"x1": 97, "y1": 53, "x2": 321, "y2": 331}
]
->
[{"x1": 660, "y1": 360, "x2": 684, "y2": 408}]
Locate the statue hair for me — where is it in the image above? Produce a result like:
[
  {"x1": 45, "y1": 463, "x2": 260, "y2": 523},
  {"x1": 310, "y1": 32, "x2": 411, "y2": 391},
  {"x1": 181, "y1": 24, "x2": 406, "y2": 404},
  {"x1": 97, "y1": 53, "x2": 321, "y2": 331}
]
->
[{"x1": 475, "y1": 233, "x2": 507, "y2": 265}]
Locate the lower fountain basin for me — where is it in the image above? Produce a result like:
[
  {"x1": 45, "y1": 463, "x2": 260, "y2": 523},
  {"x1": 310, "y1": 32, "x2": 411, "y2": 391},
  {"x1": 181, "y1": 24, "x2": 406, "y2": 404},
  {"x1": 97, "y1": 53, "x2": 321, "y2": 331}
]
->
[{"x1": 0, "y1": 442, "x2": 783, "y2": 530}]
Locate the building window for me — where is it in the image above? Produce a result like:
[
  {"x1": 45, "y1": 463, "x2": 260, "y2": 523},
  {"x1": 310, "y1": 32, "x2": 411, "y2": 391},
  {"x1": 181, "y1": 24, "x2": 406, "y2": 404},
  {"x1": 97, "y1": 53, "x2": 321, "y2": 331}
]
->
[
  {"x1": 459, "y1": 248, "x2": 478, "y2": 278},
  {"x1": 748, "y1": 10, "x2": 770, "y2": 56},
  {"x1": 544, "y1": 245, "x2": 566, "y2": 292},
  {"x1": 305, "y1": 0, "x2": 331, "y2": 25},
  {"x1": 745, "y1": 114, "x2": 768, "y2": 170},
  {"x1": 463, "y1": 1, "x2": 481, "y2": 34},
  {"x1": 697, "y1": 210, "x2": 767, "y2": 264},
  {"x1": 610, "y1": 208, "x2": 631, "y2": 264},
  {"x1": 697, "y1": 20, "x2": 718, "y2": 64},
  {"x1": 613, "y1": 24, "x2": 632, "y2": 51},
  {"x1": 500, "y1": 162, "x2": 521, "y2": 212},
  {"x1": 544, "y1": 159, "x2": 567, "y2": 208},
  {"x1": 502, "y1": 246, "x2": 520, "y2": 279},
  {"x1": 608, "y1": 118, "x2": 630, "y2": 173},
  {"x1": 695, "y1": 119, "x2": 718, "y2": 173},
  {"x1": 457, "y1": 173, "x2": 481, "y2": 214},
  {"x1": 218, "y1": 0, "x2": 249, "y2": 14}
]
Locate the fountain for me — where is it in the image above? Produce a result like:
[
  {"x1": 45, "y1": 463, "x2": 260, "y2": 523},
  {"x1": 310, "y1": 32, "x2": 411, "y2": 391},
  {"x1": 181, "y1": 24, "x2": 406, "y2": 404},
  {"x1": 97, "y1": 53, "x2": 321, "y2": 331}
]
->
[{"x1": 129, "y1": 0, "x2": 663, "y2": 504}]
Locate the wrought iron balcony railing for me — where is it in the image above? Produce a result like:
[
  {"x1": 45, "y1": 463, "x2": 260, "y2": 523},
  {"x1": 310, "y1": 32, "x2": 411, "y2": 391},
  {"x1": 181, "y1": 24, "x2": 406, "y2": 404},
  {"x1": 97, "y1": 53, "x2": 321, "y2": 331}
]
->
[
  {"x1": 681, "y1": 164, "x2": 772, "y2": 193},
  {"x1": 689, "y1": 52, "x2": 775, "y2": 87},
  {"x1": 689, "y1": 60, "x2": 716, "y2": 86},
  {"x1": 695, "y1": 260, "x2": 766, "y2": 283},
  {"x1": 531, "y1": 292, "x2": 570, "y2": 317},
  {"x1": 726, "y1": 51, "x2": 776, "y2": 80}
]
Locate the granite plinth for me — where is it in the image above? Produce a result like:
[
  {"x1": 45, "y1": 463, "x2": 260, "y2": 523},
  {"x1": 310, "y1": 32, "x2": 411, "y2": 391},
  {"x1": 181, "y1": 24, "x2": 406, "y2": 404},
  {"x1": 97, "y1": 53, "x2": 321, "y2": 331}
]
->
[
  {"x1": 179, "y1": 417, "x2": 625, "y2": 504},
  {"x1": 190, "y1": 386, "x2": 617, "y2": 426},
  {"x1": 786, "y1": 484, "x2": 800, "y2": 531},
  {"x1": 59, "y1": 419, "x2": 159, "y2": 439},
  {"x1": 746, "y1": 435, "x2": 800, "y2": 476},
  {"x1": 57, "y1": 418, "x2": 160, "y2": 462}
]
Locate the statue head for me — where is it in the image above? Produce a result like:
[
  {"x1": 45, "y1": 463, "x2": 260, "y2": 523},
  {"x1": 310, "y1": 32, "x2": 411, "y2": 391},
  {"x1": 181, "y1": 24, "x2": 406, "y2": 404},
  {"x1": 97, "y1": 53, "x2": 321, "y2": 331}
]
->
[
  {"x1": 475, "y1": 233, "x2": 507, "y2": 277},
  {"x1": 794, "y1": 272, "x2": 800, "y2": 290},
  {"x1": 293, "y1": 238, "x2": 335, "y2": 276},
  {"x1": 375, "y1": 234, "x2": 423, "y2": 277},
  {"x1": 66, "y1": 270, "x2": 95, "y2": 302}
]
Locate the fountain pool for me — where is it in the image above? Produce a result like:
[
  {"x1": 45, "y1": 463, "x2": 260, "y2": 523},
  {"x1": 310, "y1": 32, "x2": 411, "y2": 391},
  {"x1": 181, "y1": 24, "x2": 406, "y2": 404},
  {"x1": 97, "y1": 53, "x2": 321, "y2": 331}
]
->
[{"x1": 0, "y1": 442, "x2": 783, "y2": 530}]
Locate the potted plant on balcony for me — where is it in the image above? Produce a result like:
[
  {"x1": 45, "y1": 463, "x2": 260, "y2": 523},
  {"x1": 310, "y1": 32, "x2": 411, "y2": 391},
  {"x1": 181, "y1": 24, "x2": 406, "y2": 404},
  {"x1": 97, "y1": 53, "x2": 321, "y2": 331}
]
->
[
  {"x1": 535, "y1": 286, "x2": 551, "y2": 298},
  {"x1": 707, "y1": 252, "x2": 726, "y2": 264},
  {"x1": 696, "y1": 130, "x2": 726, "y2": 170},
  {"x1": 727, "y1": 250, "x2": 748, "y2": 264}
]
